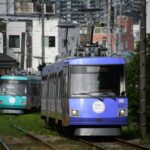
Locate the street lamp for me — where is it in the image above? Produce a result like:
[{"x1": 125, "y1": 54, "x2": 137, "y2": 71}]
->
[{"x1": 58, "y1": 22, "x2": 78, "y2": 56}]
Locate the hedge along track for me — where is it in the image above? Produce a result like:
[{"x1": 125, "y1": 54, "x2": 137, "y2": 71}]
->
[{"x1": 8, "y1": 120, "x2": 58, "y2": 150}]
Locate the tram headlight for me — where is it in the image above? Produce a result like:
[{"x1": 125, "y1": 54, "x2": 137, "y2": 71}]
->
[
  {"x1": 22, "y1": 100, "x2": 26, "y2": 105},
  {"x1": 119, "y1": 108, "x2": 127, "y2": 116},
  {"x1": 70, "y1": 109, "x2": 79, "y2": 117},
  {"x1": 0, "y1": 100, "x2": 3, "y2": 104}
]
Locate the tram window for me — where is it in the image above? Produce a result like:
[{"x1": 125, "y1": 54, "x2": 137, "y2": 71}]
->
[
  {"x1": 56, "y1": 74, "x2": 60, "y2": 99},
  {"x1": 52, "y1": 76, "x2": 54, "y2": 98},
  {"x1": 70, "y1": 65, "x2": 124, "y2": 96},
  {"x1": 54, "y1": 74, "x2": 57, "y2": 98},
  {"x1": 48, "y1": 79, "x2": 51, "y2": 98},
  {"x1": 60, "y1": 72, "x2": 63, "y2": 98}
]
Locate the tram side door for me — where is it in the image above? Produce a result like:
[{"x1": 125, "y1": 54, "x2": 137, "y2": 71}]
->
[{"x1": 62, "y1": 67, "x2": 69, "y2": 126}]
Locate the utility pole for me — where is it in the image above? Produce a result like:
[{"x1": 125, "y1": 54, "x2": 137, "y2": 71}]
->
[
  {"x1": 119, "y1": 0, "x2": 123, "y2": 53},
  {"x1": 113, "y1": 0, "x2": 117, "y2": 54},
  {"x1": 41, "y1": 0, "x2": 45, "y2": 63},
  {"x1": 107, "y1": 0, "x2": 112, "y2": 55},
  {"x1": 140, "y1": 0, "x2": 147, "y2": 137}
]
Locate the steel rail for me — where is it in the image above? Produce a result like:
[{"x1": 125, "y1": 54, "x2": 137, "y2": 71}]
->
[
  {"x1": 116, "y1": 138, "x2": 150, "y2": 150},
  {"x1": 79, "y1": 137, "x2": 150, "y2": 150},
  {"x1": 79, "y1": 138, "x2": 105, "y2": 150},
  {"x1": 0, "y1": 139, "x2": 10, "y2": 150},
  {"x1": 9, "y1": 121, "x2": 58, "y2": 150}
]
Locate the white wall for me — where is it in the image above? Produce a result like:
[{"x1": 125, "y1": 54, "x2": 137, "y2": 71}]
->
[
  {"x1": 0, "y1": 33, "x2": 3, "y2": 53},
  {"x1": 133, "y1": 24, "x2": 140, "y2": 41},
  {"x1": 6, "y1": 21, "x2": 26, "y2": 65},
  {"x1": 6, "y1": 19, "x2": 80, "y2": 71},
  {"x1": 58, "y1": 24, "x2": 80, "y2": 57},
  {"x1": 32, "y1": 19, "x2": 80, "y2": 71},
  {"x1": 147, "y1": 0, "x2": 150, "y2": 33},
  {"x1": 32, "y1": 19, "x2": 60, "y2": 70}
]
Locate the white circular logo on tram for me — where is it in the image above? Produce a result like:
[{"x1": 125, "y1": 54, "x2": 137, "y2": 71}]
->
[
  {"x1": 9, "y1": 97, "x2": 15, "y2": 104},
  {"x1": 92, "y1": 101, "x2": 105, "y2": 113}
]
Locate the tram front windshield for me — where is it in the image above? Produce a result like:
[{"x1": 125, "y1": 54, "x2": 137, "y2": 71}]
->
[
  {"x1": 70, "y1": 65, "x2": 125, "y2": 97},
  {"x1": 0, "y1": 80, "x2": 27, "y2": 96}
]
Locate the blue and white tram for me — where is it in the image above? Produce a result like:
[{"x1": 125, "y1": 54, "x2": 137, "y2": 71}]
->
[{"x1": 41, "y1": 57, "x2": 128, "y2": 136}]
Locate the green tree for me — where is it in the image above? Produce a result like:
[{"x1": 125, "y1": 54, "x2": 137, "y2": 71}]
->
[
  {"x1": 126, "y1": 44, "x2": 140, "y2": 123},
  {"x1": 146, "y1": 34, "x2": 150, "y2": 132},
  {"x1": 126, "y1": 34, "x2": 150, "y2": 132}
]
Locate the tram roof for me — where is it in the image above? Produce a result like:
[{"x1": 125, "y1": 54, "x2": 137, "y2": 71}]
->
[
  {"x1": 64, "y1": 57, "x2": 126, "y2": 65},
  {"x1": 42, "y1": 57, "x2": 125, "y2": 77}
]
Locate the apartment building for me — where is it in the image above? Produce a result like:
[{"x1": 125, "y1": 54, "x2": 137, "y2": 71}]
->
[
  {"x1": 0, "y1": 0, "x2": 80, "y2": 71},
  {"x1": 93, "y1": 16, "x2": 134, "y2": 54}
]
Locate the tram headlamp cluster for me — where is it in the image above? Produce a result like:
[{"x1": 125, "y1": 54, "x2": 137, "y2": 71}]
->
[
  {"x1": 70, "y1": 109, "x2": 79, "y2": 117},
  {"x1": 0, "y1": 100, "x2": 3, "y2": 104},
  {"x1": 22, "y1": 100, "x2": 26, "y2": 105},
  {"x1": 119, "y1": 108, "x2": 127, "y2": 116}
]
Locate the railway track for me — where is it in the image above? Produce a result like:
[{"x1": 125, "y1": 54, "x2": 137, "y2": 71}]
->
[
  {"x1": 8, "y1": 121, "x2": 58, "y2": 150},
  {"x1": 1, "y1": 115, "x2": 150, "y2": 150},
  {"x1": 78, "y1": 137, "x2": 150, "y2": 150},
  {"x1": 0, "y1": 139, "x2": 10, "y2": 150},
  {"x1": 78, "y1": 138, "x2": 104, "y2": 150},
  {"x1": 115, "y1": 138, "x2": 150, "y2": 150}
]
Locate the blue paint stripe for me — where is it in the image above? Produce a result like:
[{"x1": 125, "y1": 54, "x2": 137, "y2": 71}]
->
[
  {"x1": 68, "y1": 57, "x2": 125, "y2": 65},
  {"x1": 69, "y1": 122, "x2": 128, "y2": 125},
  {"x1": 69, "y1": 117, "x2": 128, "y2": 125}
]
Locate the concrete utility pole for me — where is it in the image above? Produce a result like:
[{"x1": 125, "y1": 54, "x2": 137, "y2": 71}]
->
[
  {"x1": 41, "y1": 0, "x2": 45, "y2": 63},
  {"x1": 119, "y1": 0, "x2": 123, "y2": 53},
  {"x1": 107, "y1": 0, "x2": 112, "y2": 55},
  {"x1": 113, "y1": 0, "x2": 117, "y2": 54},
  {"x1": 140, "y1": 0, "x2": 147, "y2": 137}
]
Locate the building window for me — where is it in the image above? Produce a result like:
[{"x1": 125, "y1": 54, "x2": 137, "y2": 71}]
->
[
  {"x1": 46, "y1": 3, "x2": 55, "y2": 14},
  {"x1": 102, "y1": 37, "x2": 107, "y2": 47},
  {"x1": 125, "y1": 41, "x2": 128, "y2": 49},
  {"x1": 49, "y1": 36, "x2": 55, "y2": 47},
  {"x1": 9, "y1": 35, "x2": 20, "y2": 48},
  {"x1": 44, "y1": 36, "x2": 55, "y2": 47},
  {"x1": 94, "y1": 27, "x2": 101, "y2": 34},
  {"x1": 101, "y1": 27, "x2": 107, "y2": 34}
]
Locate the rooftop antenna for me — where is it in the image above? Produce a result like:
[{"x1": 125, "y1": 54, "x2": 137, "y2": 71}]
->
[
  {"x1": 79, "y1": 4, "x2": 101, "y2": 46},
  {"x1": 79, "y1": 3, "x2": 102, "y2": 56}
]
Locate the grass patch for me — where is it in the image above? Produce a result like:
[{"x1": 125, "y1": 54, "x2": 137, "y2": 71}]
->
[
  {"x1": 13, "y1": 112, "x2": 58, "y2": 136},
  {"x1": 0, "y1": 114, "x2": 24, "y2": 136},
  {"x1": 122, "y1": 123, "x2": 140, "y2": 139},
  {"x1": 142, "y1": 135, "x2": 150, "y2": 144},
  {"x1": 0, "y1": 113, "x2": 58, "y2": 137},
  {"x1": 122, "y1": 123, "x2": 150, "y2": 144}
]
